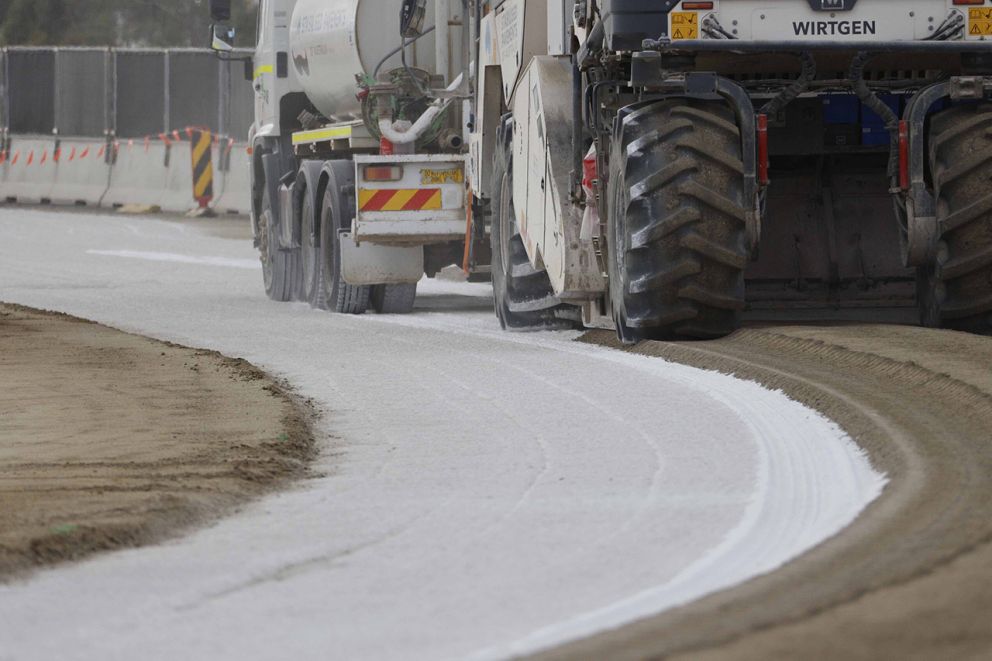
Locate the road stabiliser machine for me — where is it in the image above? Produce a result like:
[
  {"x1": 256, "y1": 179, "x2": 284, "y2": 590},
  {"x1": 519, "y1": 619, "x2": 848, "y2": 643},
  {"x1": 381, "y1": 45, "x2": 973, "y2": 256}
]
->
[{"x1": 210, "y1": 0, "x2": 992, "y2": 339}]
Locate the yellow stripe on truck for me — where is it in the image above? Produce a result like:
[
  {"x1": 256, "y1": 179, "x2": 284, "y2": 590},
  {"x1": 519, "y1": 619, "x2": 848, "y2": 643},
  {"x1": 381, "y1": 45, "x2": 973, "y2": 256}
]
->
[
  {"x1": 291, "y1": 126, "x2": 355, "y2": 145},
  {"x1": 253, "y1": 65, "x2": 274, "y2": 79}
]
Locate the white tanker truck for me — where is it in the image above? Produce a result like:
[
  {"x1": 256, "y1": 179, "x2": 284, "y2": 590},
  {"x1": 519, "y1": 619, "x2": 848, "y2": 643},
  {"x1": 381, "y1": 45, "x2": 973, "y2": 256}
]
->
[
  {"x1": 210, "y1": 0, "x2": 992, "y2": 338},
  {"x1": 209, "y1": 0, "x2": 476, "y2": 315}
]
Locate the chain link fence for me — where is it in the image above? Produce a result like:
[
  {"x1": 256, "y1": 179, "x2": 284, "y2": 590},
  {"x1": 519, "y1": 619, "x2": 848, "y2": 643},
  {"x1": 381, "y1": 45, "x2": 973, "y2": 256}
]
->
[{"x1": 2, "y1": 47, "x2": 254, "y2": 142}]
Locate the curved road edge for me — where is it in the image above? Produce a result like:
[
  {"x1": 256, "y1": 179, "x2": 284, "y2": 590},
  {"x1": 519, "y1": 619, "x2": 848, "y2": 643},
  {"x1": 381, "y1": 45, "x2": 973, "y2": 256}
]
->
[{"x1": 536, "y1": 325, "x2": 992, "y2": 660}]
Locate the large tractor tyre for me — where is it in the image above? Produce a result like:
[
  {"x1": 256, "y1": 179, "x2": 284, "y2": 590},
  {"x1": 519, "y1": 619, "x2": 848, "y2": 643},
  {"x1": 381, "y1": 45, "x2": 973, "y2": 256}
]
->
[
  {"x1": 607, "y1": 99, "x2": 749, "y2": 342},
  {"x1": 490, "y1": 118, "x2": 582, "y2": 331},
  {"x1": 318, "y1": 186, "x2": 370, "y2": 314},
  {"x1": 299, "y1": 181, "x2": 323, "y2": 307},
  {"x1": 260, "y1": 184, "x2": 300, "y2": 302},
  {"x1": 924, "y1": 102, "x2": 992, "y2": 334},
  {"x1": 371, "y1": 283, "x2": 418, "y2": 314}
]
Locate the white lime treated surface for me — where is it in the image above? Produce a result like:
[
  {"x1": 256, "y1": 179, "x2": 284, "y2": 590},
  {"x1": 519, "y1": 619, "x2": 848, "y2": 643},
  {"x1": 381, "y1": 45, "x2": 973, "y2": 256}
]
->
[{"x1": 0, "y1": 209, "x2": 885, "y2": 661}]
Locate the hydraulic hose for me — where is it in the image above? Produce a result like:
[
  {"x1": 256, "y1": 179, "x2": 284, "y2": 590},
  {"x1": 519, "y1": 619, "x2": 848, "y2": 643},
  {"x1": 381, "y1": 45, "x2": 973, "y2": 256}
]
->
[
  {"x1": 372, "y1": 25, "x2": 438, "y2": 80},
  {"x1": 378, "y1": 74, "x2": 465, "y2": 144},
  {"x1": 850, "y1": 51, "x2": 900, "y2": 181},
  {"x1": 760, "y1": 52, "x2": 816, "y2": 116}
]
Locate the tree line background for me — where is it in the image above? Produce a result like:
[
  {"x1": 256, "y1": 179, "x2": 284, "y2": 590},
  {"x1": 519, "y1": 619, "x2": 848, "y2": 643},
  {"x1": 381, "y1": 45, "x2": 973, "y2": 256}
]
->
[{"x1": 0, "y1": 0, "x2": 259, "y2": 48}]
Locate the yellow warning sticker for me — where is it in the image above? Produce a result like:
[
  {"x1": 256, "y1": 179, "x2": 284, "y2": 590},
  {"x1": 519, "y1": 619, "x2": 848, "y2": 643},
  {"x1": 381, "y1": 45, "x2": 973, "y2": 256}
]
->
[
  {"x1": 670, "y1": 12, "x2": 699, "y2": 40},
  {"x1": 970, "y1": 8, "x2": 992, "y2": 36},
  {"x1": 421, "y1": 168, "x2": 464, "y2": 185}
]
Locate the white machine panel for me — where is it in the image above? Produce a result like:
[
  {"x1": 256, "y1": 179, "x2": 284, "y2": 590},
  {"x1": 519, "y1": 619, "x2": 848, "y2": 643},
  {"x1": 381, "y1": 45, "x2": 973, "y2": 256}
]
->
[
  {"x1": 512, "y1": 57, "x2": 604, "y2": 299},
  {"x1": 671, "y1": 1, "x2": 963, "y2": 43},
  {"x1": 547, "y1": 0, "x2": 571, "y2": 55}
]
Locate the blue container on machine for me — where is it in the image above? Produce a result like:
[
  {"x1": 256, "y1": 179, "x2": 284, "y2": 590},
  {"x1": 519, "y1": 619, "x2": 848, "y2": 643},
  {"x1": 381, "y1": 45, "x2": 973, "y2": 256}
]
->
[
  {"x1": 822, "y1": 95, "x2": 860, "y2": 124},
  {"x1": 861, "y1": 94, "x2": 902, "y2": 146}
]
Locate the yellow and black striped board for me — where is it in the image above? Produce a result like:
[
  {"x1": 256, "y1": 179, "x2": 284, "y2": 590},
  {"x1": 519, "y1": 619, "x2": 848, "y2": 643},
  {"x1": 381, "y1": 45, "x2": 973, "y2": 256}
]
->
[{"x1": 190, "y1": 129, "x2": 214, "y2": 207}]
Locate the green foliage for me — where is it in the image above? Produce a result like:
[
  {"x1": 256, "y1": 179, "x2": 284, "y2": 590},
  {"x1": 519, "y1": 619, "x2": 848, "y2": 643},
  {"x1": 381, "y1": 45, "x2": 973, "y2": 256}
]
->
[{"x1": 0, "y1": 0, "x2": 259, "y2": 48}]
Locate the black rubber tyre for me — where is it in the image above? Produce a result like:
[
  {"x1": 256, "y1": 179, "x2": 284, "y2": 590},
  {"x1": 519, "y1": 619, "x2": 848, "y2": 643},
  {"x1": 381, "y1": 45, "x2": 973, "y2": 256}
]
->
[
  {"x1": 260, "y1": 184, "x2": 300, "y2": 302},
  {"x1": 923, "y1": 102, "x2": 992, "y2": 334},
  {"x1": 490, "y1": 117, "x2": 581, "y2": 331},
  {"x1": 607, "y1": 99, "x2": 749, "y2": 342},
  {"x1": 318, "y1": 186, "x2": 370, "y2": 314},
  {"x1": 299, "y1": 181, "x2": 322, "y2": 307},
  {"x1": 917, "y1": 263, "x2": 942, "y2": 329},
  {"x1": 371, "y1": 283, "x2": 418, "y2": 314}
]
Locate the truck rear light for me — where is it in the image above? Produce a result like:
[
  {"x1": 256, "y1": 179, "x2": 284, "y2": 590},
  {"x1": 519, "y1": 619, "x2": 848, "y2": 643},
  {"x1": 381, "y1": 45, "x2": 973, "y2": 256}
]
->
[
  {"x1": 364, "y1": 165, "x2": 403, "y2": 182},
  {"x1": 899, "y1": 120, "x2": 910, "y2": 192},
  {"x1": 756, "y1": 114, "x2": 770, "y2": 187},
  {"x1": 953, "y1": 0, "x2": 984, "y2": 5},
  {"x1": 582, "y1": 144, "x2": 597, "y2": 198},
  {"x1": 682, "y1": 2, "x2": 714, "y2": 9}
]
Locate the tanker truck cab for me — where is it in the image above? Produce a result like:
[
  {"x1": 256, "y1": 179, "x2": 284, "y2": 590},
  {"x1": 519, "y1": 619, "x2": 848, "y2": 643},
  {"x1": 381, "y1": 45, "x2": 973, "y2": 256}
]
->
[{"x1": 251, "y1": 0, "x2": 301, "y2": 141}]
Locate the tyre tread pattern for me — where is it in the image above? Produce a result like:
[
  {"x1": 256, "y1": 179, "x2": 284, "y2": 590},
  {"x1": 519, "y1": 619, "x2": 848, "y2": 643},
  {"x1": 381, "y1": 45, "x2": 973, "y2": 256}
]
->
[
  {"x1": 261, "y1": 186, "x2": 300, "y2": 303},
  {"x1": 321, "y1": 185, "x2": 370, "y2": 315},
  {"x1": 610, "y1": 99, "x2": 748, "y2": 341},
  {"x1": 372, "y1": 283, "x2": 418, "y2": 314},
  {"x1": 928, "y1": 103, "x2": 992, "y2": 333}
]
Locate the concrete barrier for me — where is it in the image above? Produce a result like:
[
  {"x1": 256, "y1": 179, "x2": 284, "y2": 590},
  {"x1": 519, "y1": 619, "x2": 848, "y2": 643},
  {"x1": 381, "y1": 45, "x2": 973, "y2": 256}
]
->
[
  {"x1": 158, "y1": 140, "x2": 196, "y2": 213},
  {"x1": 0, "y1": 138, "x2": 58, "y2": 204},
  {"x1": 49, "y1": 139, "x2": 112, "y2": 206},
  {"x1": 102, "y1": 140, "x2": 171, "y2": 210},
  {"x1": 212, "y1": 142, "x2": 251, "y2": 215}
]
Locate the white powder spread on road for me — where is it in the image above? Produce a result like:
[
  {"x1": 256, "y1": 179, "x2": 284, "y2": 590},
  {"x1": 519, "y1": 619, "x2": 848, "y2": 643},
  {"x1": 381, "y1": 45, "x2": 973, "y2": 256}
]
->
[
  {"x1": 87, "y1": 249, "x2": 260, "y2": 270},
  {"x1": 0, "y1": 209, "x2": 884, "y2": 661}
]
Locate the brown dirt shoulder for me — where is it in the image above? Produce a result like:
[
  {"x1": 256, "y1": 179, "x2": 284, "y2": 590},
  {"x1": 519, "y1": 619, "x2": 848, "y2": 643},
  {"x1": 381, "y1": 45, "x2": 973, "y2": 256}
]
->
[{"x1": 0, "y1": 303, "x2": 316, "y2": 581}]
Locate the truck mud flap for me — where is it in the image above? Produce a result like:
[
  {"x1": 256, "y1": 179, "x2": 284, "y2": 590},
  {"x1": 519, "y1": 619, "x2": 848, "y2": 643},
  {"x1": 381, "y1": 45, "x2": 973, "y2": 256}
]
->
[{"x1": 339, "y1": 232, "x2": 424, "y2": 286}]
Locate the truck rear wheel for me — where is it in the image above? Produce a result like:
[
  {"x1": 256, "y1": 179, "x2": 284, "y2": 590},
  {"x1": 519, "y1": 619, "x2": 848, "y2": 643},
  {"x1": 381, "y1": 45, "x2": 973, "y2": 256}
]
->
[
  {"x1": 371, "y1": 284, "x2": 418, "y2": 314},
  {"x1": 318, "y1": 186, "x2": 370, "y2": 314},
  {"x1": 299, "y1": 182, "x2": 322, "y2": 307},
  {"x1": 607, "y1": 99, "x2": 749, "y2": 342},
  {"x1": 490, "y1": 118, "x2": 581, "y2": 331},
  {"x1": 260, "y1": 184, "x2": 300, "y2": 302},
  {"x1": 924, "y1": 102, "x2": 992, "y2": 334}
]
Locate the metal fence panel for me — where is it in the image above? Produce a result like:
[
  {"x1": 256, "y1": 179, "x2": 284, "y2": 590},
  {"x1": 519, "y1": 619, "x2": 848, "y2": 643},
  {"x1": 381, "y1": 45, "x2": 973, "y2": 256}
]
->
[
  {"x1": 221, "y1": 56, "x2": 254, "y2": 140},
  {"x1": 168, "y1": 51, "x2": 220, "y2": 133},
  {"x1": 0, "y1": 50, "x2": 6, "y2": 132},
  {"x1": 7, "y1": 49, "x2": 55, "y2": 135},
  {"x1": 56, "y1": 49, "x2": 110, "y2": 137},
  {"x1": 114, "y1": 50, "x2": 166, "y2": 139},
  {"x1": 5, "y1": 48, "x2": 255, "y2": 141}
]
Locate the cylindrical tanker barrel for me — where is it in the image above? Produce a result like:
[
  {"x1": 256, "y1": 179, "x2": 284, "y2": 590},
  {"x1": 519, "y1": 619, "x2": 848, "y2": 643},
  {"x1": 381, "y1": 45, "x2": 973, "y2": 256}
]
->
[{"x1": 289, "y1": 0, "x2": 440, "y2": 123}]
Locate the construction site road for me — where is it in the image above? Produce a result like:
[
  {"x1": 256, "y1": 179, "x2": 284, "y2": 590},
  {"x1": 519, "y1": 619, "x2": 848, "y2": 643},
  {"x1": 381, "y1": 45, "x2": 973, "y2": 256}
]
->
[{"x1": 0, "y1": 207, "x2": 987, "y2": 659}]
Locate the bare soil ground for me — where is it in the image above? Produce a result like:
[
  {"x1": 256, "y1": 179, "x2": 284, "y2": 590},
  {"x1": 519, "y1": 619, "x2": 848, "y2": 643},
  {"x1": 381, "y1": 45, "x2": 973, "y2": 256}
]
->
[
  {"x1": 0, "y1": 303, "x2": 315, "y2": 581},
  {"x1": 539, "y1": 324, "x2": 992, "y2": 661}
]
